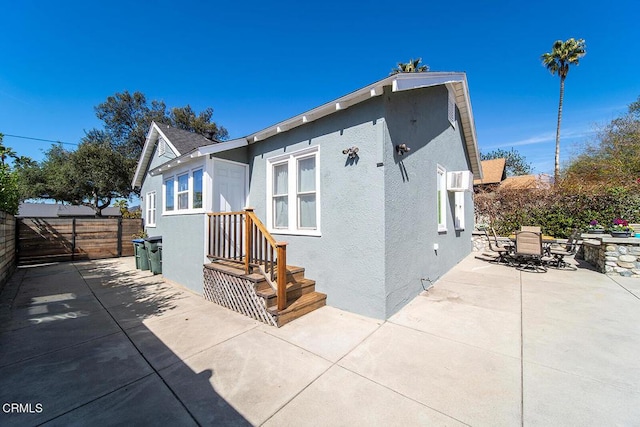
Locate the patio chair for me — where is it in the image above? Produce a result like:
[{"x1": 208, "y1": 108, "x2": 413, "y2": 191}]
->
[
  {"x1": 548, "y1": 229, "x2": 581, "y2": 270},
  {"x1": 514, "y1": 230, "x2": 547, "y2": 272},
  {"x1": 482, "y1": 229, "x2": 514, "y2": 265},
  {"x1": 521, "y1": 225, "x2": 542, "y2": 233}
]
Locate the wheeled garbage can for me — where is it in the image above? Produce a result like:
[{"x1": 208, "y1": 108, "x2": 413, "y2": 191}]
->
[
  {"x1": 132, "y1": 239, "x2": 149, "y2": 270},
  {"x1": 145, "y1": 236, "x2": 162, "y2": 275}
]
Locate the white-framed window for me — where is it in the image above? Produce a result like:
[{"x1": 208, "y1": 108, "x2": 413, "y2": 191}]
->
[
  {"x1": 177, "y1": 173, "x2": 189, "y2": 210},
  {"x1": 193, "y1": 168, "x2": 203, "y2": 209},
  {"x1": 267, "y1": 147, "x2": 320, "y2": 236},
  {"x1": 146, "y1": 191, "x2": 156, "y2": 227},
  {"x1": 165, "y1": 177, "x2": 174, "y2": 212},
  {"x1": 163, "y1": 166, "x2": 205, "y2": 214},
  {"x1": 454, "y1": 191, "x2": 465, "y2": 230},
  {"x1": 437, "y1": 165, "x2": 447, "y2": 232}
]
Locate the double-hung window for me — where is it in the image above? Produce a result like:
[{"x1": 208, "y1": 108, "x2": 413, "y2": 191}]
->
[
  {"x1": 437, "y1": 165, "x2": 447, "y2": 232},
  {"x1": 267, "y1": 147, "x2": 320, "y2": 235},
  {"x1": 163, "y1": 167, "x2": 205, "y2": 213},
  {"x1": 146, "y1": 191, "x2": 156, "y2": 227}
]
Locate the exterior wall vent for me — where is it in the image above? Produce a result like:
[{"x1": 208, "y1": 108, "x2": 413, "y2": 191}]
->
[{"x1": 158, "y1": 138, "x2": 166, "y2": 157}]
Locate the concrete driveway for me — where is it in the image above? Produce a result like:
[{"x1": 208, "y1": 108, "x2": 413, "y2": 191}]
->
[{"x1": 1, "y1": 255, "x2": 639, "y2": 426}]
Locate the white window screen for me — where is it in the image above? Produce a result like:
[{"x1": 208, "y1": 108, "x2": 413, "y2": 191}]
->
[
  {"x1": 177, "y1": 173, "x2": 189, "y2": 210},
  {"x1": 297, "y1": 156, "x2": 316, "y2": 228},
  {"x1": 165, "y1": 178, "x2": 174, "y2": 211},
  {"x1": 146, "y1": 192, "x2": 156, "y2": 226},
  {"x1": 192, "y1": 169, "x2": 203, "y2": 209}
]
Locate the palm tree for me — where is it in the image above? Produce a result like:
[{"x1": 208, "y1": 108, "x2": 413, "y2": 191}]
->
[
  {"x1": 390, "y1": 58, "x2": 429, "y2": 75},
  {"x1": 541, "y1": 38, "x2": 586, "y2": 183}
]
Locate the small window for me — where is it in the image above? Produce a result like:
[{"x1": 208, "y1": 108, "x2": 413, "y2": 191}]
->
[
  {"x1": 448, "y1": 89, "x2": 456, "y2": 128},
  {"x1": 146, "y1": 191, "x2": 156, "y2": 226},
  {"x1": 177, "y1": 173, "x2": 189, "y2": 210},
  {"x1": 437, "y1": 165, "x2": 447, "y2": 231},
  {"x1": 165, "y1": 178, "x2": 174, "y2": 211},
  {"x1": 193, "y1": 169, "x2": 203, "y2": 209}
]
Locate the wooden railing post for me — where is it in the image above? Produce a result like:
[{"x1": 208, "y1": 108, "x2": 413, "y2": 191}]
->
[
  {"x1": 276, "y1": 242, "x2": 288, "y2": 311},
  {"x1": 244, "y1": 208, "x2": 254, "y2": 274}
]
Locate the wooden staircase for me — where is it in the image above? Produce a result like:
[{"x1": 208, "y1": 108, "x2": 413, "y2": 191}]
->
[{"x1": 203, "y1": 260, "x2": 326, "y2": 327}]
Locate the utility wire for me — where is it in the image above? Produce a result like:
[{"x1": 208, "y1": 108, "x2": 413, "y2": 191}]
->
[{"x1": 2, "y1": 133, "x2": 78, "y2": 146}]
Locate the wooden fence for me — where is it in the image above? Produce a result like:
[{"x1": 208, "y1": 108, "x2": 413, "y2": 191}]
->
[
  {"x1": 17, "y1": 218, "x2": 143, "y2": 265},
  {"x1": 0, "y1": 211, "x2": 16, "y2": 290}
]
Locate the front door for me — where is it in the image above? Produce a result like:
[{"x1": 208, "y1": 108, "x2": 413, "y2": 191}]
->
[
  {"x1": 213, "y1": 159, "x2": 248, "y2": 212},
  {"x1": 212, "y1": 159, "x2": 248, "y2": 259}
]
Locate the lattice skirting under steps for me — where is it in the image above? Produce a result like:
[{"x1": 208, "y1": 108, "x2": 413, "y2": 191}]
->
[{"x1": 203, "y1": 267, "x2": 277, "y2": 327}]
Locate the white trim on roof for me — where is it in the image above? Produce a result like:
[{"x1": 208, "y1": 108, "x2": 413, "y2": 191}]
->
[
  {"x1": 133, "y1": 72, "x2": 483, "y2": 188},
  {"x1": 132, "y1": 121, "x2": 183, "y2": 189},
  {"x1": 148, "y1": 138, "x2": 248, "y2": 177}
]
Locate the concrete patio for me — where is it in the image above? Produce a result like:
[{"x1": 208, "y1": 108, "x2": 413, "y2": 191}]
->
[{"x1": 1, "y1": 254, "x2": 639, "y2": 426}]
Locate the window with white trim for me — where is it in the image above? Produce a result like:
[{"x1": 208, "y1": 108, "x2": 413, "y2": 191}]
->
[
  {"x1": 437, "y1": 165, "x2": 447, "y2": 231},
  {"x1": 267, "y1": 147, "x2": 320, "y2": 235},
  {"x1": 165, "y1": 177, "x2": 174, "y2": 211},
  {"x1": 163, "y1": 167, "x2": 205, "y2": 214},
  {"x1": 146, "y1": 191, "x2": 156, "y2": 226},
  {"x1": 193, "y1": 168, "x2": 203, "y2": 209},
  {"x1": 177, "y1": 173, "x2": 189, "y2": 210}
]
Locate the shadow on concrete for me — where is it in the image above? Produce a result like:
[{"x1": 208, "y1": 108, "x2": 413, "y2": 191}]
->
[{"x1": 0, "y1": 259, "x2": 251, "y2": 426}]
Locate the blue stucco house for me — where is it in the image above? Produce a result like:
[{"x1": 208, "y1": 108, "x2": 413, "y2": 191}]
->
[{"x1": 132, "y1": 72, "x2": 482, "y2": 325}]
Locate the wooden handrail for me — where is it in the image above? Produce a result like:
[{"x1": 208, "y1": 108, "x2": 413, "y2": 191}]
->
[{"x1": 207, "y1": 208, "x2": 288, "y2": 311}]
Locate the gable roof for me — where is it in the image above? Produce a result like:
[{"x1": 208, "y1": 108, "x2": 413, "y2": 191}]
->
[
  {"x1": 500, "y1": 174, "x2": 553, "y2": 190},
  {"x1": 132, "y1": 72, "x2": 483, "y2": 188},
  {"x1": 156, "y1": 124, "x2": 219, "y2": 154},
  {"x1": 474, "y1": 158, "x2": 507, "y2": 185}
]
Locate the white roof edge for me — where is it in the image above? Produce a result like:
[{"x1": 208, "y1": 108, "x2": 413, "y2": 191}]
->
[
  {"x1": 148, "y1": 138, "x2": 248, "y2": 176},
  {"x1": 132, "y1": 122, "x2": 160, "y2": 189}
]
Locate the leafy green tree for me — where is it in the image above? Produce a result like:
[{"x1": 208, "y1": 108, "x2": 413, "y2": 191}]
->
[
  {"x1": 563, "y1": 96, "x2": 640, "y2": 189},
  {"x1": 390, "y1": 58, "x2": 429, "y2": 75},
  {"x1": 0, "y1": 134, "x2": 20, "y2": 214},
  {"x1": 481, "y1": 148, "x2": 533, "y2": 176},
  {"x1": 95, "y1": 91, "x2": 228, "y2": 160},
  {"x1": 541, "y1": 38, "x2": 586, "y2": 183},
  {"x1": 24, "y1": 135, "x2": 136, "y2": 216}
]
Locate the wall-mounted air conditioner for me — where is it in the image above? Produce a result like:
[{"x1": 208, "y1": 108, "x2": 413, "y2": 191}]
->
[{"x1": 447, "y1": 170, "x2": 473, "y2": 192}]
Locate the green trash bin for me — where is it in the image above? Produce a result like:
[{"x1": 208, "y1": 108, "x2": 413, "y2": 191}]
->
[
  {"x1": 145, "y1": 236, "x2": 162, "y2": 275},
  {"x1": 133, "y1": 239, "x2": 149, "y2": 270}
]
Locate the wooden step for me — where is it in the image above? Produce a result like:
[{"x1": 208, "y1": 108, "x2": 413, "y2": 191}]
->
[
  {"x1": 204, "y1": 261, "x2": 306, "y2": 284},
  {"x1": 256, "y1": 278, "x2": 316, "y2": 307},
  {"x1": 268, "y1": 291, "x2": 327, "y2": 327}
]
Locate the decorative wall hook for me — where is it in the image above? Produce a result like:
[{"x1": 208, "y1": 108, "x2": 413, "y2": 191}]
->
[
  {"x1": 342, "y1": 146, "x2": 359, "y2": 159},
  {"x1": 396, "y1": 144, "x2": 411, "y2": 155}
]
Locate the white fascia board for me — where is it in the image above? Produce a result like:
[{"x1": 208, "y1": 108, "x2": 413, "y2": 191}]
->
[
  {"x1": 132, "y1": 122, "x2": 160, "y2": 189},
  {"x1": 246, "y1": 81, "x2": 386, "y2": 143}
]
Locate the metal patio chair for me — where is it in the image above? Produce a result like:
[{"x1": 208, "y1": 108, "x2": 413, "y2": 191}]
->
[
  {"x1": 548, "y1": 229, "x2": 582, "y2": 270},
  {"x1": 514, "y1": 230, "x2": 547, "y2": 272}
]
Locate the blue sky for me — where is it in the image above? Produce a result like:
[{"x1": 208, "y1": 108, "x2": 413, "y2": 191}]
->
[{"x1": 2, "y1": 0, "x2": 639, "y2": 176}]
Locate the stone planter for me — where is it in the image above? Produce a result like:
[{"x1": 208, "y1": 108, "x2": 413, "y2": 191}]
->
[{"x1": 610, "y1": 231, "x2": 632, "y2": 238}]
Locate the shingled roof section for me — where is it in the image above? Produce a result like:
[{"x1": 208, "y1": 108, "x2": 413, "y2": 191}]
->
[
  {"x1": 156, "y1": 123, "x2": 219, "y2": 155},
  {"x1": 473, "y1": 158, "x2": 507, "y2": 185}
]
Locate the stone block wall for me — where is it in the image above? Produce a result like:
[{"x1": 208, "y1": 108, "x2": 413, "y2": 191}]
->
[{"x1": 582, "y1": 240, "x2": 640, "y2": 278}]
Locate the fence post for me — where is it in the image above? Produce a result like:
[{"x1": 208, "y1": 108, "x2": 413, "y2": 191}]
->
[
  {"x1": 117, "y1": 217, "x2": 123, "y2": 257},
  {"x1": 71, "y1": 218, "x2": 76, "y2": 261}
]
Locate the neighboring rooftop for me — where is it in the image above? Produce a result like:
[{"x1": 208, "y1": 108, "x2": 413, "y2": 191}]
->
[
  {"x1": 474, "y1": 158, "x2": 507, "y2": 185},
  {"x1": 500, "y1": 173, "x2": 553, "y2": 190},
  {"x1": 17, "y1": 202, "x2": 122, "y2": 218}
]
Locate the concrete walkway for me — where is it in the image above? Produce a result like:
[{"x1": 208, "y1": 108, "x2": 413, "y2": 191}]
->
[{"x1": 1, "y1": 255, "x2": 639, "y2": 426}]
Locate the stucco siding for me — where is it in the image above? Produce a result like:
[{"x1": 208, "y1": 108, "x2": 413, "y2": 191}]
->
[
  {"x1": 383, "y1": 85, "x2": 473, "y2": 317},
  {"x1": 140, "y1": 142, "x2": 208, "y2": 294},
  {"x1": 248, "y1": 98, "x2": 387, "y2": 319}
]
